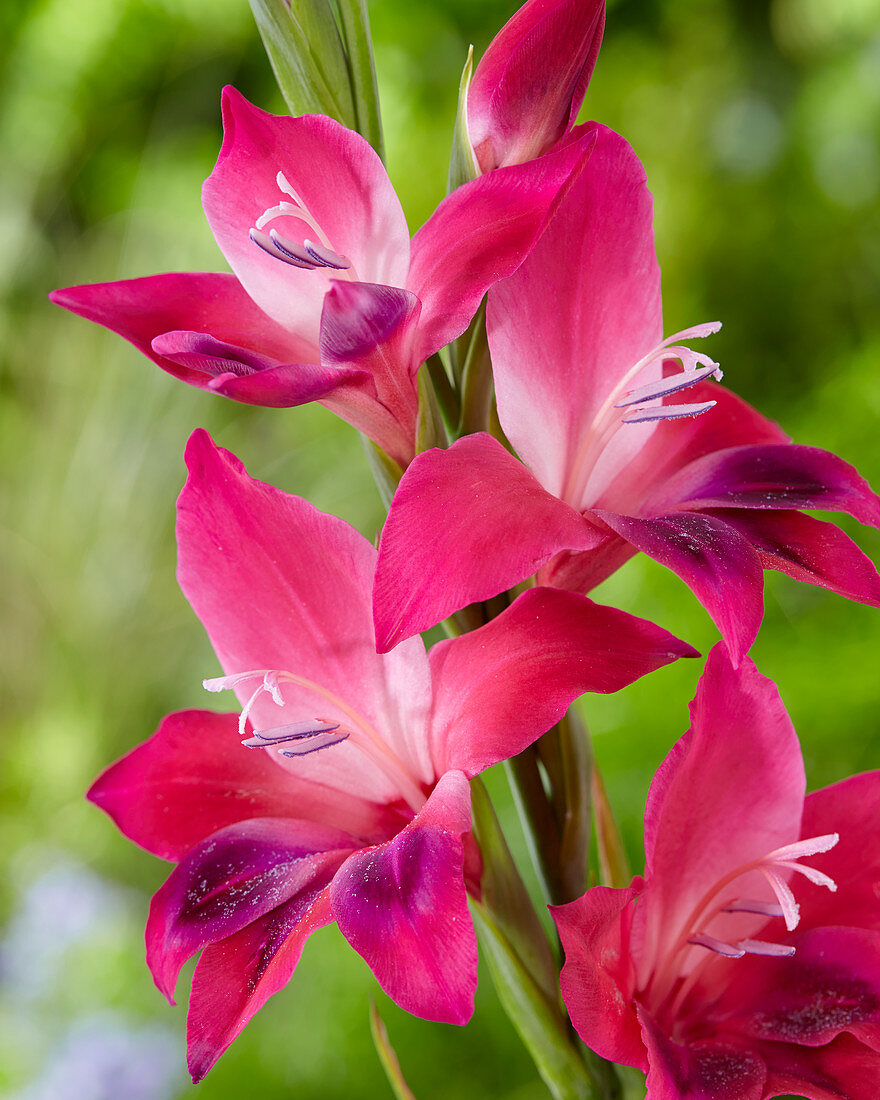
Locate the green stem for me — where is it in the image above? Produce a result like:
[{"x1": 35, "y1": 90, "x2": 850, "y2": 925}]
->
[
  {"x1": 335, "y1": 0, "x2": 385, "y2": 159},
  {"x1": 470, "y1": 779, "x2": 601, "y2": 1100},
  {"x1": 426, "y1": 352, "x2": 460, "y2": 430}
]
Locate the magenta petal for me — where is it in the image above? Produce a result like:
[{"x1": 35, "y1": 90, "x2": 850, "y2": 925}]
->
[
  {"x1": 87, "y1": 709, "x2": 387, "y2": 860},
  {"x1": 552, "y1": 886, "x2": 645, "y2": 1070},
  {"x1": 468, "y1": 0, "x2": 604, "y2": 170},
  {"x1": 654, "y1": 444, "x2": 880, "y2": 525},
  {"x1": 146, "y1": 818, "x2": 355, "y2": 1002},
  {"x1": 639, "y1": 1009, "x2": 766, "y2": 1100},
  {"x1": 635, "y1": 646, "x2": 805, "y2": 987},
  {"x1": 760, "y1": 1034, "x2": 880, "y2": 1100},
  {"x1": 800, "y1": 771, "x2": 880, "y2": 933},
  {"x1": 488, "y1": 126, "x2": 663, "y2": 505},
  {"x1": 151, "y1": 330, "x2": 284, "y2": 378},
  {"x1": 708, "y1": 508, "x2": 880, "y2": 608},
  {"x1": 320, "y1": 282, "x2": 419, "y2": 369},
  {"x1": 319, "y1": 281, "x2": 421, "y2": 465},
  {"x1": 732, "y1": 927, "x2": 880, "y2": 1049},
  {"x1": 186, "y1": 883, "x2": 334, "y2": 1082},
  {"x1": 150, "y1": 328, "x2": 367, "y2": 409},
  {"x1": 331, "y1": 771, "x2": 477, "y2": 1024},
  {"x1": 595, "y1": 510, "x2": 764, "y2": 665},
  {"x1": 407, "y1": 131, "x2": 593, "y2": 364},
  {"x1": 429, "y1": 587, "x2": 697, "y2": 776},
  {"x1": 606, "y1": 383, "x2": 788, "y2": 515},
  {"x1": 373, "y1": 433, "x2": 603, "y2": 651},
  {"x1": 49, "y1": 272, "x2": 313, "y2": 388},
  {"x1": 203, "y1": 87, "x2": 409, "y2": 342},
  {"x1": 178, "y1": 430, "x2": 435, "y2": 802}
]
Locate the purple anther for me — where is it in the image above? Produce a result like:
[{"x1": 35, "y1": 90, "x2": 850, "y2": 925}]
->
[
  {"x1": 241, "y1": 718, "x2": 341, "y2": 747},
  {"x1": 687, "y1": 933, "x2": 745, "y2": 958},
  {"x1": 269, "y1": 229, "x2": 319, "y2": 268},
  {"x1": 303, "y1": 239, "x2": 351, "y2": 270},
  {"x1": 722, "y1": 899, "x2": 786, "y2": 918},
  {"x1": 615, "y1": 363, "x2": 722, "y2": 409},
  {"x1": 738, "y1": 939, "x2": 796, "y2": 958},
  {"x1": 280, "y1": 730, "x2": 351, "y2": 756},
  {"x1": 249, "y1": 228, "x2": 314, "y2": 269},
  {"x1": 621, "y1": 400, "x2": 717, "y2": 424}
]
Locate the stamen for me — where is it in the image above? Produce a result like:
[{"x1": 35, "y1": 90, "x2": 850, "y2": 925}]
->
[
  {"x1": 560, "y1": 321, "x2": 722, "y2": 507},
  {"x1": 279, "y1": 730, "x2": 351, "y2": 757},
  {"x1": 738, "y1": 939, "x2": 796, "y2": 958},
  {"x1": 249, "y1": 171, "x2": 360, "y2": 282},
  {"x1": 244, "y1": 720, "x2": 349, "y2": 756},
  {"x1": 241, "y1": 718, "x2": 342, "y2": 747},
  {"x1": 615, "y1": 362, "x2": 722, "y2": 408},
  {"x1": 269, "y1": 229, "x2": 319, "y2": 267},
  {"x1": 687, "y1": 933, "x2": 745, "y2": 958},
  {"x1": 303, "y1": 240, "x2": 351, "y2": 270},
  {"x1": 249, "y1": 228, "x2": 314, "y2": 269},
  {"x1": 621, "y1": 400, "x2": 716, "y2": 424},
  {"x1": 202, "y1": 667, "x2": 426, "y2": 813},
  {"x1": 722, "y1": 899, "x2": 785, "y2": 918}
]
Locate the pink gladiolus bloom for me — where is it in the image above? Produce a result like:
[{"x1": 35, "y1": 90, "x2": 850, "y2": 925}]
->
[
  {"x1": 373, "y1": 125, "x2": 880, "y2": 658},
  {"x1": 88, "y1": 429, "x2": 696, "y2": 1081},
  {"x1": 467, "y1": 0, "x2": 605, "y2": 172},
  {"x1": 551, "y1": 643, "x2": 880, "y2": 1100},
  {"x1": 50, "y1": 87, "x2": 592, "y2": 468}
]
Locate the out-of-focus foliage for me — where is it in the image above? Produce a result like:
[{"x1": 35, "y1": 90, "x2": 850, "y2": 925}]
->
[{"x1": 0, "y1": 0, "x2": 878, "y2": 1097}]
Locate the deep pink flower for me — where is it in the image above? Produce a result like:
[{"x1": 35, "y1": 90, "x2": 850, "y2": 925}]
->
[
  {"x1": 467, "y1": 0, "x2": 605, "y2": 172},
  {"x1": 551, "y1": 643, "x2": 880, "y2": 1099},
  {"x1": 88, "y1": 428, "x2": 695, "y2": 1081},
  {"x1": 50, "y1": 87, "x2": 592, "y2": 468},
  {"x1": 372, "y1": 125, "x2": 880, "y2": 657}
]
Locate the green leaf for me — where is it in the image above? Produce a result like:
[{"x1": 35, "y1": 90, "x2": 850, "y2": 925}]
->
[
  {"x1": 592, "y1": 765, "x2": 632, "y2": 889},
  {"x1": 457, "y1": 300, "x2": 496, "y2": 438},
  {"x1": 472, "y1": 903, "x2": 596, "y2": 1100},
  {"x1": 448, "y1": 45, "x2": 479, "y2": 192},
  {"x1": 249, "y1": 0, "x2": 357, "y2": 125},
  {"x1": 361, "y1": 436, "x2": 403, "y2": 509},
  {"x1": 369, "y1": 1002, "x2": 418, "y2": 1100},
  {"x1": 335, "y1": 0, "x2": 385, "y2": 159},
  {"x1": 415, "y1": 363, "x2": 448, "y2": 455},
  {"x1": 470, "y1": 777, "x2": 558, "y2": 1000}
]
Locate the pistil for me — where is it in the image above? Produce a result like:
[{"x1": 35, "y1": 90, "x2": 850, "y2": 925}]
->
[
  {"x1": 249, "y1": 171, "x2": 359, "y2": 280},
  {"x1": 561, "y1": 322, "x2": 722, "y2": 509},
  {"x1": 646, "y1": 832, "x2": 839, "y2": 1025},
  {"x1": 204, "y1": 669, "x2": 426, "y2": 813}
]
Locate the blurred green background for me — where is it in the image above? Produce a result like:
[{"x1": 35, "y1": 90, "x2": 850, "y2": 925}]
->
[{"x1": 1, "y1": 0, "x2": 879, "y2": 1096}]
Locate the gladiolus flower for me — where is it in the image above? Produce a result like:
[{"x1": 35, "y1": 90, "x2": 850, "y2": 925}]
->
[
  {"x1": 372, "y1": 125, "x2": 880, "y2": 658},
  {"x1": 467, "y1": 0, "x2": 605, "y2": 172},
  {"x1": 50, "y1": 88, "x2": 592, "y2": 468},
  {"x1": 551, "y1": 643, "x2": 880, "y2": 1100},
  {"x1": 88, "y1": 428, "x2": 695, "y2": 1081}
]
